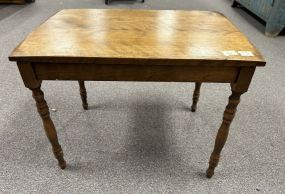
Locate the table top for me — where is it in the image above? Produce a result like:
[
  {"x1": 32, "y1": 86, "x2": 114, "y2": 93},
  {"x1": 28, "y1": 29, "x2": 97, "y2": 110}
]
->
[{"x1": 9, "y1": 9, "x2": 265, "y2": 66}]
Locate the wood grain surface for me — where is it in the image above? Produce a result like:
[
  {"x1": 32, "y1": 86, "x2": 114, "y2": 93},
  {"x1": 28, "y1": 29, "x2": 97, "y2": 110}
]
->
[{"x1": 9, "y1": 9, "x2": 265, "y2": 66}]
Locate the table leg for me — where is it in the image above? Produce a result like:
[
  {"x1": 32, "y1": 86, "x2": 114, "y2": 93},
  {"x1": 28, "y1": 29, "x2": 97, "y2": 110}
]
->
[
  {"x1": 78, "y1": 81, "x2": 88, "y2": 110},
  {"x1": 191, "y1": 82, "x2": 202, "y2": 112},
  {"x1": 206, "y1": 89, "x2": 242, "y2": 178},
  {"x1": 31, "y1": 87, "x2": 66, "y2": 169}
]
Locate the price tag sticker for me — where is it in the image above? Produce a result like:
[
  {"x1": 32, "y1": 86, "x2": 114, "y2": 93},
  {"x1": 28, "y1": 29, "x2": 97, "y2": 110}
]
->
[
  {"x1": 222, "y1": 50, "x2": 239, "y2": 56},
  {"x1": 238, "y1": 51, "x2": 255, "y2": 57}
]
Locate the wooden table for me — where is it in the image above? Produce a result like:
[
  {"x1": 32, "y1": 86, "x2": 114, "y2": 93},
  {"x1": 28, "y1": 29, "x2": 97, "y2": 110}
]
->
[{"x1": 9, "y1": 9, "x2": 265, "y2": 178}]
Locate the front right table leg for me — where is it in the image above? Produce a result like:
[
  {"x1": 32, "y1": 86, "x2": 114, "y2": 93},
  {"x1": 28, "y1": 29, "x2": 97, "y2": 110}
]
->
[{"x1": 206, "y1": 89, "x2": 243, "y2": 178}]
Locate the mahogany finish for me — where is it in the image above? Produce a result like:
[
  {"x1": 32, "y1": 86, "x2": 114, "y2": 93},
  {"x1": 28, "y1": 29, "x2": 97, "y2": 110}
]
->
[{"x1": 9, "y1": 9, "x2": 265, "y2": 178}]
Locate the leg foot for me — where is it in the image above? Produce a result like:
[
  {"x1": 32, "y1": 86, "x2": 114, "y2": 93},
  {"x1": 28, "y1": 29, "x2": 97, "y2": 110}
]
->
[
  {"x1": 191, "y1": 82, "x2": 202, "y2": 112},
  {"x1": 206, "y1": 168, "x2": 214, "y2": 178},
  {"x1": 31, "y1": 87, "x2": 66, "y2": 169},
  {"x1": 191, "y1": 105, "x2": 197, "y2": 112},
  {"x1": 231, "y1": 0, "x2": 239, "y2": 7},
  {"x1": 53, "y1": 146, "x2": 66, "y2": 169},
  {"x1": 206, "y1": 90, "x2": 242, "y2": 177},
  {"x1": 78, "y1": 81, "x2": 88, "y2": 110},
  {"x1": 206, "y1": 154, "x2": 220, "y2": 178}
]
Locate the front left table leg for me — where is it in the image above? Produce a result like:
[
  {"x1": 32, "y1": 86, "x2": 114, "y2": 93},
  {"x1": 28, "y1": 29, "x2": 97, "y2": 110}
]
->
[
  {"x1": 206, "y1": 90, "x2": 243, "y2": 178},
  {"x1": 31, "y1": 87, "x2": 66, "y2": 169}
]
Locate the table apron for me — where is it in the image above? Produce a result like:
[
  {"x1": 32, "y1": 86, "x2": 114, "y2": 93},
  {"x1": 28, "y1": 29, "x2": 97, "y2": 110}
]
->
[{"x1": 32, "y1": 63, "x2": 240, "y2": 83}]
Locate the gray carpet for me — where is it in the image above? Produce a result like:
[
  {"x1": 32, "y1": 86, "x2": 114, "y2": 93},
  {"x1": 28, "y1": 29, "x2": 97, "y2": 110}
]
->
[{"x1": 0, "y1": 0, "x2": 284, "y2": 193}]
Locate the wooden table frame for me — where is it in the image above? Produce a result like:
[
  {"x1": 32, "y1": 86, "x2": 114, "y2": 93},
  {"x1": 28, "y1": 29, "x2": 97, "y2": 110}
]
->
[
  {"x1": 10, "y1": 9, "x2": 265, "y2": 178},
  {"x1": 16, "y1": 61, "x2": 256, "y2": 178}
]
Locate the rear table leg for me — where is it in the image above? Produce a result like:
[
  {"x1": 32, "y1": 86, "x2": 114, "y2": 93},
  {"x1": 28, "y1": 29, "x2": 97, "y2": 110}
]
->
[
  {"x1": 191, "y1": 82, "x2": 202, "y2": 112},
  {"x1": 78, "y1": 81, "x2": 88, "y2": 110}
]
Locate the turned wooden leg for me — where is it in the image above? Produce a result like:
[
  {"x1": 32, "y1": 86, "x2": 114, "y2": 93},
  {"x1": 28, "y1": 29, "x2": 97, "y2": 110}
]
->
[
  {"x1": 78, "y1": 81, "x2": 88, "y2": 110},
  {"x1": 191, "y1": 82, "x2": 202, "y2": 112},
  {"x1": 206, "y1": 90, "x2": 242, "y2": 178},
  {"x1": 31, "y1": 87, "x2": 66, "y2": 169}
]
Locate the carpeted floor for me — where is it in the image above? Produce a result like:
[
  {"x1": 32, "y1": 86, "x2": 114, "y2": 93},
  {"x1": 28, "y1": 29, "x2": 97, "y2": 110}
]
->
[{"x1": 0, "y1": 0, "x2": 284, "y2": 193}]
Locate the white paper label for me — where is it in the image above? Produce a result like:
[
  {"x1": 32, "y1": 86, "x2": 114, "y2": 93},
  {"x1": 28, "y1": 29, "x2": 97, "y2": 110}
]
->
[
  {"x1": 238, "y1": 51, "x2": 255, "y2": 57},
  {"x1": 222, "y1": 51, "x2": 239, "y2": 56}
]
